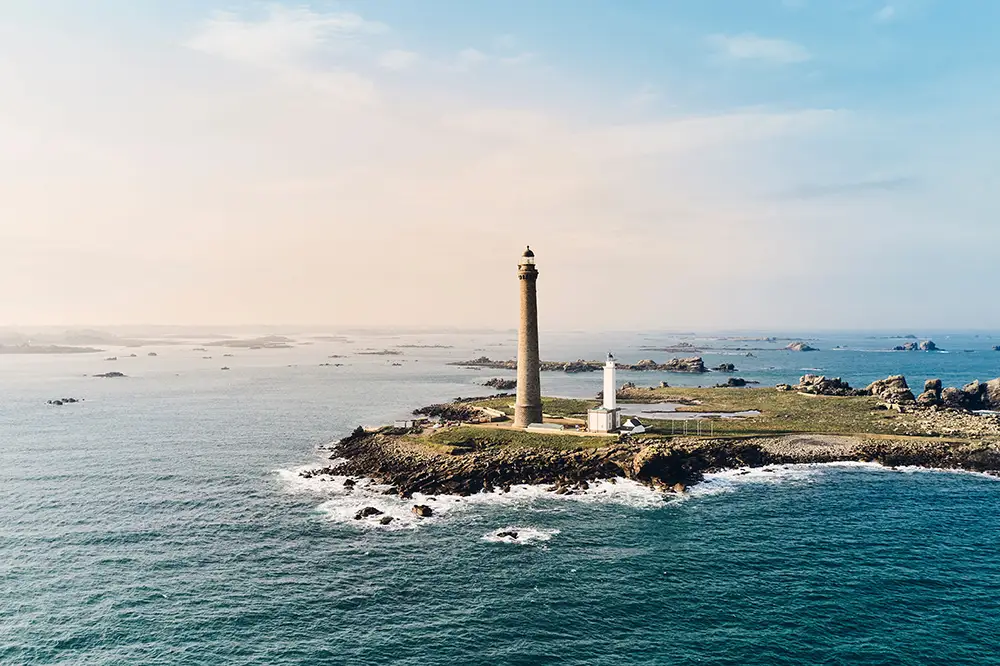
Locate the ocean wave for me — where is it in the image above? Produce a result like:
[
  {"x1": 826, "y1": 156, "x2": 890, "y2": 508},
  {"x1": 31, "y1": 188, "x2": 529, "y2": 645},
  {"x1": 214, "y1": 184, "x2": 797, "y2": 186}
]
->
[
  {"x1": 482, "y1": 527, "x2": 559, "y2": 545},
  {"x1": 688, "y1": 461, "x2": 1000, "y2": 498},
  {"x1": 275, "y1": 470, "x2": 667, "y2": 530}
]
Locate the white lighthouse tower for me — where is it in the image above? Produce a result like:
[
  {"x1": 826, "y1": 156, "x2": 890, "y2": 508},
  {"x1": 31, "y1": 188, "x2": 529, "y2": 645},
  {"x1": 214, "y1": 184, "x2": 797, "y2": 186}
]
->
[{"x1": 587, "y1": 352, "x2": 621, "y2": 433}]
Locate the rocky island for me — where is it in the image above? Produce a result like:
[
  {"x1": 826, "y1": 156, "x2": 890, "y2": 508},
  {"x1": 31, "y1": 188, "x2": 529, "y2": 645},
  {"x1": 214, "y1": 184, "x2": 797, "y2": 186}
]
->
[
  {"x1": 302, "y1": 374, "x2": 1000, "y2": 497},
  {"x1": 451, "y1": 356, "x2": 709, "y2": 373}
]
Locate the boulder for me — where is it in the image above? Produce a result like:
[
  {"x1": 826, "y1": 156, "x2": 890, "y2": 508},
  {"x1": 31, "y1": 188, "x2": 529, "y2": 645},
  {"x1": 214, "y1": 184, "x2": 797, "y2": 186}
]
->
[
  {"x1": 993, "y1": 346, "x2": 1000, "y2": 352},
  {"x1": 919, "y1": 340, "x2": 938, "y2": 351},
  {"x1": 379, "y1": 516, "x2": 394, "y2": 525},
  {"x1": 916, "y1": 390, "x2": 941, "y2": 407},
  {"x1": 984, "y1": 379, "x2": 1000, "y2": 410},
  {"x1": 354, "y1": 506, "x2": 383, "y2": 520},
  {"x1": 716, "y1": 377, "x2": 747, "y2": 388},
  {"x1": 411, "y1": 504, "x2": 433, "y2": 518},
  {"x1": 93, "y1": 371, "x2": 126, "y2": 378},
  {"x1": 775, "y1": 383, "x2": 793, "y2": 391},
  {"x1": 714, "y1": 363, "x2": 736, "y2": 372},
  {"x1": 940, "y1": 387, "x2": 970, "y2": 410},
  {"x1": 658, "y1": 381, "x2": 670, "y2": 388},
  {"x1": 866, "y1": 375, "x2": 915, "y2": 405},
  {"x1": 786, "y1": 341, "x2": 818, "y2": 352},
  {"x1": 496, "y1": 530, "x2": 519, "y2": 539},
  {"x1": 670, "y1": 483, "x2": 686, "y2": 494},
  {"x1": 924, "y1": 379, "x2": 942, "y2": 394}
]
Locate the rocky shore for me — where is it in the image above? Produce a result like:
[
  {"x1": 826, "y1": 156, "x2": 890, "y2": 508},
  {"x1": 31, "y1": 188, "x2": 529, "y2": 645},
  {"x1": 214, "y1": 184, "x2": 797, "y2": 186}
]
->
[
  {"x1": 451, "y1": 356, "x2": 709, "y2": 373},
  {"x1": 301, "y1": 424, "x2": 1000, "y2": 498}
]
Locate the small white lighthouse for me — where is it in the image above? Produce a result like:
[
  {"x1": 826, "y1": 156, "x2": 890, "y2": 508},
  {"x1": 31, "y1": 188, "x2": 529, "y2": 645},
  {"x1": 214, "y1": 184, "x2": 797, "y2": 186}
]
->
[{"x1": 588, "y1": 352, "x2": 622, "y2": 433}]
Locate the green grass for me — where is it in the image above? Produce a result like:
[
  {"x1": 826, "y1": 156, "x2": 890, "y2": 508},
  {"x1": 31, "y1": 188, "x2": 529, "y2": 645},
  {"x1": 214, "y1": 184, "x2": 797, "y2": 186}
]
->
[
  {"x1": 619, "y1": 386, "x2": 907, "y2": 437},
  {"x1": 425, "y1": 426, "x2": 611, "y2": 451},
  {"x1": 470, "y1": 396, "x2": 596, "y2": 418}
]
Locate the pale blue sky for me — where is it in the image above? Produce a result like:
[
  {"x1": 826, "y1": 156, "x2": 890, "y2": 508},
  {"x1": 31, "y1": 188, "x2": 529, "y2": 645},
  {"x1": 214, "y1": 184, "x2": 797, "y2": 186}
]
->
[{"x1": 1, "y1": 1, "x2": 997, "y2": 328}]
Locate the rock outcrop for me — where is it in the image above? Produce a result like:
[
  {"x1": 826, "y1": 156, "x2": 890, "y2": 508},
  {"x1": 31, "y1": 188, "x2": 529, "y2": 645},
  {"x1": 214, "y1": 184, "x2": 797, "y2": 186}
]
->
[
  {"x1": 792, "y1": 374, "x2": 867, "y2": 397},
  {"x1": 714, "y1": 363, "x2": 736, "y2": 372},
  {"x1": 411, "y1": 505, "x2": 433, "y2": 518},
  {"x1": 785, "y1": 342, "x2": 818, "y2": 352},
  {"x1": 662, "y1": 357, "x2": 707, "y2": 373},
  {"x1": 93, "y1": 371, "x2": 126, "y2": 378},
  {"x1": 893, "y1": 340, "x2": 938, "y2": 351},
  {"x1": 866, "y1": 375, "x2": 916, "y2": 406},
  {"x1": 483, "y1": 378, "x2": 517, "y2": 390}
]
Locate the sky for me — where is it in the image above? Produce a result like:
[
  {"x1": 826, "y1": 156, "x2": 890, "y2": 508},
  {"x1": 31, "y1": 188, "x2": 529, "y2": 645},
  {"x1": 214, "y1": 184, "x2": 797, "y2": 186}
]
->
[{"x1": 2, "y1": 0, "x2": 998, "y2": 330}]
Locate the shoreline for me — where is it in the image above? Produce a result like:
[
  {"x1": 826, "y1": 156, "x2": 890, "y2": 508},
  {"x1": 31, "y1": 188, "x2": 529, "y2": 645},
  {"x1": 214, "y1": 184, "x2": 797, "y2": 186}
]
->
[{"x1": 302, "y1": 425, "x2": 1000, "y2": 498}]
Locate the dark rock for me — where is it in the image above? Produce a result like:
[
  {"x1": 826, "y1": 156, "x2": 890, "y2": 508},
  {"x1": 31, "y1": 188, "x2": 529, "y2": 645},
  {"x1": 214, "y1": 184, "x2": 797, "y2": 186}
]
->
[
  {"x1": 659, "y1": 381, "x2": 670, "y2": 388},
  {"x1": 379, "y1": 516, "x2": 394, "y2": 525},
  {"x1": 93, "y1": 371, "x2": 126, "y2": 378},
  {"x1": 354, "y1": 507, "x2": 383, "y2": 520},
  {"x1": 716, "y1": 377, "x2": 748, "y2": 388},
  {"x1": 411, "y1": 505, "x2": 433, "y2": 518},
  {"x1": 924, "y1": 379, "x2": 942, "y2": 393},
  {"x1": 919, "y1": 340, "x2": 938, "y2": 351},
  {"x1": 713, "y1": 363, "x2": 736, "y2": 372},
  {"x1": 993, "y1": 346, "x2": 1000, "y2": 352},
  {"x1": 343, "y1": 478, "x2": 356, "y2": 488},
  {"x1": 483, "y1": 378, "x2": 517, "y2": 390},
  {"x1": 775, "y1": 383, "x2": 793, "y2": 391},
  {"x1": 496, "y1": 530, "x2": 519, "y2": 539}
]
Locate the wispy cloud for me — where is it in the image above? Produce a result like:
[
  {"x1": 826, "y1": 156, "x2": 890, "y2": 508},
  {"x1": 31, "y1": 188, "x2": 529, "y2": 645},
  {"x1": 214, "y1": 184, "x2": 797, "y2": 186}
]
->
[
  {"x1": 781, "y1": 176, "x2": 916, "y2": 199},
  {"x1": 708, "y1": 33, "x2": 811, "y2": 64},
  {"x1": 184, "y1": 5, "x2": 383, "y2": 103},
  {"x1": 625, "y1": 84, "x2": 662, "y2": 108},
  {"x1": 378, "y1": 49, "x2": 418, "y2": 70},
  {"x1": 873, "y1": 5, "x2": 897, "y2": 22},
  {"x1": 185, "y1": 6, "x2": 385, "y2": 65}
]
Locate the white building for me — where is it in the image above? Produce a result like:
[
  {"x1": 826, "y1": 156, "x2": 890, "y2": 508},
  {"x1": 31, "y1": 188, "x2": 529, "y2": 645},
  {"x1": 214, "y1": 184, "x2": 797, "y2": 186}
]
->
[{"x1": 587, "y1": 352, "x2": 622, "y2": 433}]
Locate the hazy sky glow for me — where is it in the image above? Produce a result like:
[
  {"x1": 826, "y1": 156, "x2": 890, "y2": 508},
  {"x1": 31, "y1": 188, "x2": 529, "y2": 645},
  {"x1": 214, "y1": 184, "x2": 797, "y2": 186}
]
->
[{"x1": 2, "y1": 1, "x2": 998, "y2": 330}]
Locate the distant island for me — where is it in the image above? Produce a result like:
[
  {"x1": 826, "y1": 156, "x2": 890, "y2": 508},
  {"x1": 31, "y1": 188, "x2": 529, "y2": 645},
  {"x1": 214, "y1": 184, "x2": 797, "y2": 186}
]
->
[
  {"x1": 0, "y1": 344, "x2": 102, "y2": 354},
  {"x1": 205, "y1": 335, "x2": 294, "y2": 349},
  {"x1": 451, "y1": 356, "x2": 710, "y2": 373}
]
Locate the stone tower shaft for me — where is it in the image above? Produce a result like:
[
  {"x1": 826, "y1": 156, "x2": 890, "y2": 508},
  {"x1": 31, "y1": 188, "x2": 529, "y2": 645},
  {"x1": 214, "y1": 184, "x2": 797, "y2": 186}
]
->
[{"x1": 514, "y1": 247, "x2": 543, "y2": 427}]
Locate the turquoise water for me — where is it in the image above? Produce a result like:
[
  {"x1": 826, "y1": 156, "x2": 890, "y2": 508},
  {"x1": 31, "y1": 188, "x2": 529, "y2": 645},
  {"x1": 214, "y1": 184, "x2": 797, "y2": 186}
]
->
[{"x1": 3, "y1": 331, "x2": 1000, "y2": 664}]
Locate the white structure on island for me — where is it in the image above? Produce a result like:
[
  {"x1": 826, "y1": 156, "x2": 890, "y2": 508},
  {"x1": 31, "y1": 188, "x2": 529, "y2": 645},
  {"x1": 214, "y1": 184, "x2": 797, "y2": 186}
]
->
[{"x1": 587, "y1": 352, "x2": 622, "y2": 433}]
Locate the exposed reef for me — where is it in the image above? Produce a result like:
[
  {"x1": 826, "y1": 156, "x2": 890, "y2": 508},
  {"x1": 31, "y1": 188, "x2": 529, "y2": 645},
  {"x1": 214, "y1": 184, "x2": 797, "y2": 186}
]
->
[{"x1": 451, "y1": 356, "x2": 709, "y2": 373}]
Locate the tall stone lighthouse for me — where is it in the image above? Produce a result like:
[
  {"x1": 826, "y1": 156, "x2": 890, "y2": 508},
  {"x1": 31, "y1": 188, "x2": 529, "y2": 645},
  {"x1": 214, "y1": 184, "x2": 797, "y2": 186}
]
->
[{"x1": 514, "y1": 246, "x2": 543, "y2": 428}]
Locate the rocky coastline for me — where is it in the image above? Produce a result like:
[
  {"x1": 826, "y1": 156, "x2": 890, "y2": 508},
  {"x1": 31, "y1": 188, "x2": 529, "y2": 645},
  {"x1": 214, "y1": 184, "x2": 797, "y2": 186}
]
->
[
  {"x1": 302, "y1": 422, "x2": 1000, "y2": 498},
  {"x1": 451, "y1": 356, "x2": 709, "y2": 373}
]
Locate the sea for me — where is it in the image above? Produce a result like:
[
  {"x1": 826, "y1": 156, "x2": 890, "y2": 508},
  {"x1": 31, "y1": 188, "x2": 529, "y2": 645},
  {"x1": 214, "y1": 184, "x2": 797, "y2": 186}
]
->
[{"x1": 3, "y1": 330, "x2": 1000, "y2": 665}]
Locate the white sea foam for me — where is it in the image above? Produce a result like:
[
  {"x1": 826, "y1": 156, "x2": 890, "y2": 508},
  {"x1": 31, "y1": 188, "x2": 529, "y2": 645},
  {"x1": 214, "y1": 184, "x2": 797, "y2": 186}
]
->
[
  {"x1": 276, "y1": 469, "x2": 667, "y2": 530},
  {"x1": 482, "y1": 526, "x2": 559, "y2": 545},
  {"x1": 688, "y1": 461, "x2": 1000, "y2": 498}
]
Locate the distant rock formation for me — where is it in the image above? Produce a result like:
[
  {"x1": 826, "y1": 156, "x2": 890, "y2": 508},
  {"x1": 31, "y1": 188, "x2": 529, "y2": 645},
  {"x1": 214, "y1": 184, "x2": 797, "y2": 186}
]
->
[
  {"x1": 786, "y1": 341, "x2": 818, "y2": 352},
  {"x1": 660, "y1": 357, "x2": 708, "y2": 373},
  {"x1": 93, "y1": 371, "x2": 126, "y2": 378},
  {"x1": 483, "y1": 378, "x2": 517, "y2": 390},
  {"x1": 792, "y1": 374, "x2": 867, "y2": 396},
  {"x1": 451, "y1": 356, "x2": 708, "y2": 373},
  {"x1": 714, "y1": 363, "x2": 737, "y2": 372},
  {"x1": 715, "y1": 377, "x2": 759, "y2": 388},
  {"x1": 893, "y1": 340, "x2": 938, "y2": 351}
]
